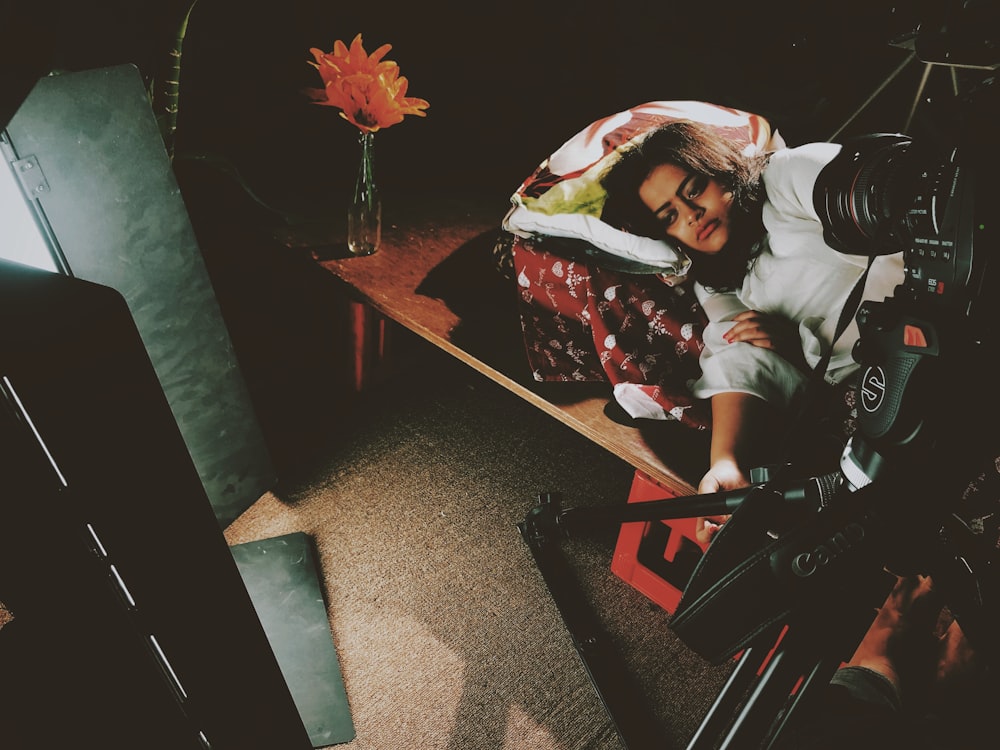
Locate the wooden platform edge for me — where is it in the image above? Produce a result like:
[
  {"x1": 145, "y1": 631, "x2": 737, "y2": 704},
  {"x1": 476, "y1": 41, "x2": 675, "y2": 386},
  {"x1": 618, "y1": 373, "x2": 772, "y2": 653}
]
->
[
  {"x1": 339, "y1": 279, "x2": 698, "y2": 498},
  {"x1": 304, "y1": 200, "x2": 699, "y2": 497}
]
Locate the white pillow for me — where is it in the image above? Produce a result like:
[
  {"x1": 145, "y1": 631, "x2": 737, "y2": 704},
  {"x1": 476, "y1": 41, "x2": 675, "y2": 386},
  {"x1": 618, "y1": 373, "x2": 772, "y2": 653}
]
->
[{"x1": 503, "y1": 100, "x2": 782, "y2": 276}]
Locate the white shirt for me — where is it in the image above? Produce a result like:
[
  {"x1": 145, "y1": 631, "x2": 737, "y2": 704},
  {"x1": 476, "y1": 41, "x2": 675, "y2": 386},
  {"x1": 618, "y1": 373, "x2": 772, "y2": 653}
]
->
[{"x1": 691, "y1": 142, "x2": 906, "y2": 408}]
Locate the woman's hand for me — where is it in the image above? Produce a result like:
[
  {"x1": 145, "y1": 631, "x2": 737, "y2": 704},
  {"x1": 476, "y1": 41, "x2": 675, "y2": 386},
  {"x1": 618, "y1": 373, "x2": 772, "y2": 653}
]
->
[
  {"x1": 695, "y1": 456, "x2": 749, "y2": 545},
  {"x1": 724, "y1": 310, "x2": 806, "y2": 370}
]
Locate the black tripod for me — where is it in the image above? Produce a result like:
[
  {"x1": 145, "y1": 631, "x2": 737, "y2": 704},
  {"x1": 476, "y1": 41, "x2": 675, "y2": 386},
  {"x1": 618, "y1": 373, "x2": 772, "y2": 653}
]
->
[{"x1": 520, "y1": 461, "x2": 992, "y2": 749}]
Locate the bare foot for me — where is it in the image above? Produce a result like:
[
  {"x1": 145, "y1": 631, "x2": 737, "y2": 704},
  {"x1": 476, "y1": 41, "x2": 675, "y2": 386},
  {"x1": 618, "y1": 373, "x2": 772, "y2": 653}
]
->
[{"x1": 846, "y1": 575, "x2": 944, "y2": 702}]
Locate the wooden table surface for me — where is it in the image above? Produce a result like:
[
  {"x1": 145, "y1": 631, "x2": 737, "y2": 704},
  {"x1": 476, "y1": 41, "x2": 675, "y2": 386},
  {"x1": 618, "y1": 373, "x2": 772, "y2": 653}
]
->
[{"x1": 280, "y1": 194, "x2": 703, "y2": 497}]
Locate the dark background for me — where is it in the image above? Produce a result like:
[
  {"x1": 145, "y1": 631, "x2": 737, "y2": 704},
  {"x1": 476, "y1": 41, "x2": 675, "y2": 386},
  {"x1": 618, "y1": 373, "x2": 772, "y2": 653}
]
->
[{"x1": 5, "y1": 0, "x2": 989, "y2": 203}]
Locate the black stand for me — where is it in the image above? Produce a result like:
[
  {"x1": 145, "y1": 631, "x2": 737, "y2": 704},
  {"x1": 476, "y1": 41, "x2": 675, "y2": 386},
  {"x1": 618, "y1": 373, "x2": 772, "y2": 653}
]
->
[
  {"x1": 518, "y1": 489, "x2": 882, "y2": 750},
  {"x1": 827, "y1": 28, "x2": 998, "y2": 141},
  {"x1": 519, "y1": 489, "x2": 817, "y2": 749},
  {"x1": 683, "y1": 575, "x2": 894, "y2": 750},
  {"x1": 519, "y1": 474, "x2": 991, "y2": 749}
]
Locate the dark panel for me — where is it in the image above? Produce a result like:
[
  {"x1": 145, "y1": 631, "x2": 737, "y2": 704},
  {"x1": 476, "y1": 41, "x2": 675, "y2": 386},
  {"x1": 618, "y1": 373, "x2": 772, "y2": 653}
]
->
[
  {"x1": 0, "y1": 259, "x2": 311, "y2": 750},
  {"x1": 231, "y1": 532, "x2": 356, "y2": 747},
  {"x1": 4, "y1": 64, "x2": 273, "y2": 526}
]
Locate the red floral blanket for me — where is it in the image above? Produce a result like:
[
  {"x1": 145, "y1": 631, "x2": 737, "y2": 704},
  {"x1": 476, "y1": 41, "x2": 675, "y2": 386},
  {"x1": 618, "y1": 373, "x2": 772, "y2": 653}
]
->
[
  {"x1": 512, "y1": 238, "x2": 711, "y2": 428},
  {"x1": 503, "y1": 101, "x2": 781, "y2": 427}
]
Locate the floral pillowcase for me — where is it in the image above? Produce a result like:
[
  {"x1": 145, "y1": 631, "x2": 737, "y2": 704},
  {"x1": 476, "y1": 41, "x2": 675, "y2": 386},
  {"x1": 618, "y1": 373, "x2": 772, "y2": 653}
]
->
[{"x1": 502, "y1": 100, "x2": 781, "y2": 278}]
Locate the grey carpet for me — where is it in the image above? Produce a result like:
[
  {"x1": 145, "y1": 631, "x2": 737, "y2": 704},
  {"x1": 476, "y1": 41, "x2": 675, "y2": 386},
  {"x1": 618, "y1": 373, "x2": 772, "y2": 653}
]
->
[{"x1": 224, "y1": 331, "x2": 734, "y2": 749}]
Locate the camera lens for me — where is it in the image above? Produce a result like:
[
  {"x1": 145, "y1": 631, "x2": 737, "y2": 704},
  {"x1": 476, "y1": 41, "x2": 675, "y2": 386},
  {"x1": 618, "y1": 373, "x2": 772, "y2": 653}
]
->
[{"x1": 813, "y1": 134, "x2": 915, "y2": 257}]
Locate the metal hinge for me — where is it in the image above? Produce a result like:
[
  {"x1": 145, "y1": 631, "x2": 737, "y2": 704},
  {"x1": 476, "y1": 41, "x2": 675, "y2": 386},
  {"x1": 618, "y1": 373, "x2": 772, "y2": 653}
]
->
[{"x1": 11, "y1": 155, "x2": 50, "y2": 197}]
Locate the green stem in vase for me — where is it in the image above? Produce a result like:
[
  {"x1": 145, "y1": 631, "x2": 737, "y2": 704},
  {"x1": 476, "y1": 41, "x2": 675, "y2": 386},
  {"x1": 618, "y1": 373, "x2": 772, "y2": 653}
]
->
[{"x1": 348, "y1": 131, "x2": 382, "y2": 256}]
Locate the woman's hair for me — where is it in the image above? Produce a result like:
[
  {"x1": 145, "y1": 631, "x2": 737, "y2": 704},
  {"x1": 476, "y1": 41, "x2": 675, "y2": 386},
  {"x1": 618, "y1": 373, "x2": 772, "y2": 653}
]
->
[{"x1": 600, "y1": 120, "x2": 770, "y2": 291}]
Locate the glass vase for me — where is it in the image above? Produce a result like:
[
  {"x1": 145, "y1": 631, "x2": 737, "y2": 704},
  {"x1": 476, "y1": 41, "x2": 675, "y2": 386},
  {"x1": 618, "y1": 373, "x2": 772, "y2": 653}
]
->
[{"x1": 347, "y1": 130, "x2": 382, "y2": 256}]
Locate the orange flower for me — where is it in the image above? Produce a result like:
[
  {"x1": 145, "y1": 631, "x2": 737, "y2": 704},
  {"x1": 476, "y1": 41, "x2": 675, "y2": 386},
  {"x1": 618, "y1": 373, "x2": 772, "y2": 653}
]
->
[{"x1": 305, "y1": 33, "x2": 429, "y2": 132}]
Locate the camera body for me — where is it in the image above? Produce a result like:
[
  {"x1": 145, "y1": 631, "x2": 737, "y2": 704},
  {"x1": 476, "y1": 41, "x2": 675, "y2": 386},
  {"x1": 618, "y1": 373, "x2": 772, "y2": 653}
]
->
[
  {"x1": 671, "y1": 114, "x2": 999, "y2": 667},
  {"x1": 813, "y1": 128, "x2": 993, "y2": 487}
]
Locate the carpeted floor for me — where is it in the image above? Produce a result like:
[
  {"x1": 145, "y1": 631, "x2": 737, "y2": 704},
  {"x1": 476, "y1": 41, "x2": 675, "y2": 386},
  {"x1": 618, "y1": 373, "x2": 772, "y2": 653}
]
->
[{"x1": 223, "y1": 329, "x2": 734, "y2": 750}]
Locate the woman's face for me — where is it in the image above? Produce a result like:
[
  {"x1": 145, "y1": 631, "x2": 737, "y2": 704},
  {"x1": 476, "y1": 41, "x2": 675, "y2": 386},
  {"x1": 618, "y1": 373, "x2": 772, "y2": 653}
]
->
[{"x1": 638, "y1": 163, "x2": 734, "y2": 255}]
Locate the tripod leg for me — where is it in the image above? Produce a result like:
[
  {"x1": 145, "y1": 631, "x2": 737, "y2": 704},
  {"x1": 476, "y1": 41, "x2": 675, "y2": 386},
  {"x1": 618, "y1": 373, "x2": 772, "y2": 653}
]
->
[
  {"x1": 904, "y1": 61, "x2": 934, "y2": 132},
  {"x1": 716, "y1": 623, "x2": 827, "y2": 749},
  {"x1": 518, "y1": 494, "x2": 662, "y2": 750},
  {"x1": 762, "y1": 654, "x2": 844, "y2": 750},
  {"x1": 828, "y1": 52, "x2": 916, "y2": 141},
  {"x1": 724, "y1": 575, "x2": 893, "y2": 750},
  {"x1": 685, "y1": 640, "x2": 775, "y2": 750}
]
